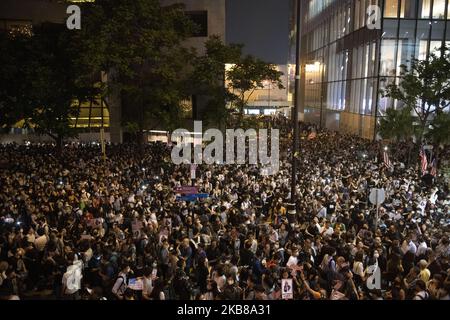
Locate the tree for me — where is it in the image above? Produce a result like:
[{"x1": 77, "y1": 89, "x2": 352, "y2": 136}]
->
[
  {"x1": 227, "y1": 55, "x2": 284, "y2": 114},
  {"x1": 189, "y1": 35, "x2": 242, "y2": 129},
  {"x1": 378, "y1": 106, "x2": 417, "y2": 142},
  {"x1": 77, "y1": 0, "x2": 195, "y2": 143},
  {"x1": 427, "y1": 111, "x2": 450, "y2": 146},
  {"x1": 383, "y1": 46, "x2": 450, "y2": 141},
  {"x1": 0, "y1": 23, "x2": 101, "y2": 151},
  {"x1": 378, "y1": 106, "x2": 419, "y2": 166},
  {"x1": 426, "y1": 111, "x2": 450, "y2": 167},
  {"x1": 0, "y1": 32, "x2": 34, "y2": 132},
  {"x1": 28, "y1": 24, "x2": 101, "y2": 151}
]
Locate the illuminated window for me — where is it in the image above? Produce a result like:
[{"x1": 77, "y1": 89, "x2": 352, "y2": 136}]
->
[
  {"x1": 384, "y1": 0, "x2": 399, "y2": 17},
  {"x1": 432, "y1": 0, "x2": 446, "y2": 19},
  {"x1": 419, "y1": 0, "x2": 432, "y2": 18},
  {"x1": 400, "y1": 0, "x2": 417, "y2": 18},
  {"x1": 71, "y1": 98, "x2": 110, "y2": 129},
  {"x1": 380, "y1": 40, "x2": 397, "y2": 76}
]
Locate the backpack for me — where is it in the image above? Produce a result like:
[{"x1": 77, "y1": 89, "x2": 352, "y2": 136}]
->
[
  {"x1": 115, "y1": 275, "x2": 128, "y2": 295},
  {"x1": 64, "y1": 260, "x2": 83, "y2": 292},
  {"x1": 416, "y1": 290, "x2": 433, "y2": 300}
]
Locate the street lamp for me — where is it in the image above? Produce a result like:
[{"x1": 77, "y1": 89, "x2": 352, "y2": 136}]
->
[{"x1": 291, "y1": 0, "x2": 302, "y2": 206}]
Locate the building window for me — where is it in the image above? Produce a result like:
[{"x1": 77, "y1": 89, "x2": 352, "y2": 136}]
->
[
  {"x1": 419, "y1": 0, "x2": 432, "y2": 18},
  {"x1": 381, "y1": 40, "x2": 397, "y2": 76},
  {"x1": 383, "y1": 19, "x2": 398, "y2": 38},
  {"x1": 400, "y1": 0, "x2": 417, "y2": 18},
  {"x1": 186, "y1": 11, "x2": 208, "y2": 37},
  {"x1": 432, "y1": 0, "x2": 447, "y2": 19},
  {"x1": 384, "y1": 0, "x2": 399, "y2": 17}
]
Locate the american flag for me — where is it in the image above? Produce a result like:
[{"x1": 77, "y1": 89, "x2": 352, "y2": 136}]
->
[
  {"x1": 419, "y1": 146, "x2": 428, "y2": 175},
  {"x1": 383, "y1": 149, "x2": 392, "y2": 168},
  {"x1": 430, "y1": 158, "x2": 437, "y2": 177}
]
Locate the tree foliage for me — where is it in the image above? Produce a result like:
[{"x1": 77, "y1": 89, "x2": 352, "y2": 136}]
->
[
  {"x1": 227, "y1": 55, "x2": 284, "y2": 114},
  {"x1": 383, "y1": 46, "x2": 450, "y2": 139},
  {"x1": 426, "y1": 111, "x2": 450, "y2": 146},
  {"x1": 0, "y1": 23, "x2": 101, "y2": 148},
  {"x1": 378, "y1": 106, "x2": 417, "y2": 142},
  {"x1": 189, "y1": 36, "x2": 242, "y2": 128},
  {"x1": 0, "y1": 32, "x2": 35, "y2": 131},
  {"x1": 77, "y1": 0, "x2": 195, "y2": 135}
]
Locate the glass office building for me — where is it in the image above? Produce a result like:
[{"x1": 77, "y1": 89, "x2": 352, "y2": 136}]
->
[{"x1": 292, "y1": 0, "x2": 450, "y2": 139}]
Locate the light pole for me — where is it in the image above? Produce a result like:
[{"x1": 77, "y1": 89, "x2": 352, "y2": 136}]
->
[{"x1": 291, "y1": 0, "x2": 302, "y2": 205}]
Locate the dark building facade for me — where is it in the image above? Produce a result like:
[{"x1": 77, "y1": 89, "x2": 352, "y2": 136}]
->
[{"x1": 294, "y1": 0, "x2": 450, "y2": 139}]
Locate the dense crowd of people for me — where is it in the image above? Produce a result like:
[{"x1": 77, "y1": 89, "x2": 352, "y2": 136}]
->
[{"x1": 0, "y1": 124, "x2": 449, "y2": 300}]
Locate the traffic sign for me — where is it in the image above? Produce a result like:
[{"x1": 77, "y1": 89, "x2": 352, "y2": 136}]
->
[
  {"x1": 190, "y1": 164, "x2": 197, "y2": 180},
  {"x1": 369, "y1": 188, "x2": 385, "y2": 205}
]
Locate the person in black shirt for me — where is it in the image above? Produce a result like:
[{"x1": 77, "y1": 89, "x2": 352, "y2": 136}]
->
[
  {"x1": 194, "y1": 257, "x2": 209, "y2": 294},
  {"x1": 239, "y1": 241, "x2": 254, "y2": 267},
  {"x1": 206, "y1": 240, "x2": 220, "y2": 267}
]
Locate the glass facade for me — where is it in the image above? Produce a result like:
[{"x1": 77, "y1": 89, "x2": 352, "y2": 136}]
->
[
  {"x1": 296, "y1": 0, "x2": 450, "y2": 139},
  {"x1": 71, "y1": 98, "x2": 110, "y2": 129}
]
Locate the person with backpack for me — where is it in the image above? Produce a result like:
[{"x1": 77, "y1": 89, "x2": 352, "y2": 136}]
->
[
  {"x1": 61, "y1": 252, "x2": 83, "y2": 300},
  {"x1": 111, "y1": 263, "x2": 131, "y2": 300},
  {"x1": 413, "y1": 280, "x2": 431, "y2": 300}
]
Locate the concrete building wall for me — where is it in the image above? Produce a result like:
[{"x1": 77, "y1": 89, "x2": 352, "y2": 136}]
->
[{"x1": 161, "y1": 0, "x2": 226, "y2": 55}]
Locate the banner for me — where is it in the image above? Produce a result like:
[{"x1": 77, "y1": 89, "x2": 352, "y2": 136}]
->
[
  {"x1": 176, "y1": 193, "x2": 209, "y2": 202},
  {"x1": 174, "y1": 186, "x2": 198, "y2": 194},
  {"x1": 131, "y1": 220, "x2": 144, "y2": 239},
  {"x1": 128, "y1": 278, "x2": 143, "y2": 291},
  {"x1": 281, "y1": 279, "x2": 293, "y2": 300}
]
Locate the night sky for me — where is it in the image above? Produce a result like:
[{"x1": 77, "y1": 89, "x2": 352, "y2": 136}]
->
[{"x1": 226, "y1": 0, "x2": 291, "y2": 65}]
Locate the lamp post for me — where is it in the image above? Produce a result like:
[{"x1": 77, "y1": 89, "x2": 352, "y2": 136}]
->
[{"x1": 291, "y1": 0, "x2": 302, "y2": 205}]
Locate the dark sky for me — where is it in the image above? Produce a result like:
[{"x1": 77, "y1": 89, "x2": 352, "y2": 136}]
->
[{"x1": 226, "y1": 0, "x2": 290, "y2": 65}]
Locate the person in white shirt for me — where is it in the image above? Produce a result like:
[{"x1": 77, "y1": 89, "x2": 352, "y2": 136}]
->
[
  {"x1": 61, "y1": 253, "x2": 83, "y2": 300},
  {"x1": 142, "y1": 268, "x2": 154, "y2": 300},
  {"x1": 416, "y1": 237, "x2": 428, "y2": 257},
  {"x1": 317, "y1": 203, "x2": 327, "y2": 219},
  {"x1": 408, "y1": 239, "x2": 418, "y2": 255},
  {"x1": 112, "y1": 264, "x2": 132, "y2": 300},
  {"x1": 320, "y1": 221, "x2": 334, "y2": 237},
  {"x1": 268, "y1": 225, "x2": 279, "y2": 243},
  {"x1": 286, "y1": 249, "x2": 299, "y2": 268},
  {"x1": 413, "y1": 280, "x2": 429, "y2": 300}
]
